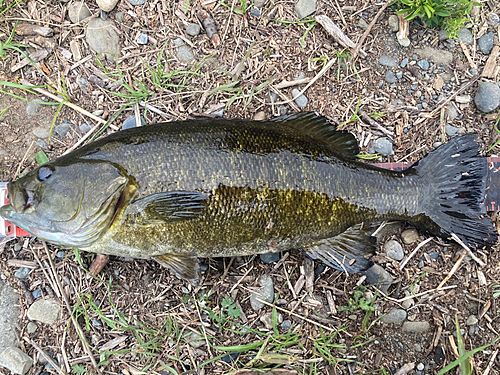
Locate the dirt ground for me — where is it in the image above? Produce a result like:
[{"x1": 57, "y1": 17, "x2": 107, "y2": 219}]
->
[{"x1": 1, "y1": 0, "x2": 500, "y2": 374}]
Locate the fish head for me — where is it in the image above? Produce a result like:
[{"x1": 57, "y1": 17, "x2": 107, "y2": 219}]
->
[{"x1": 0, "y1": 161, "x2": 132, "y2": 248}]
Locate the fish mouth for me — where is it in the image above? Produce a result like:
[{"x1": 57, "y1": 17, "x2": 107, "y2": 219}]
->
[{"x1": 7, "y1": 183, "x2": 36, "y2": 214}]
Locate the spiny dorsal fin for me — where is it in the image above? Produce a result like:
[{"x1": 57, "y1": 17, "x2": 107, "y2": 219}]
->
[{"x1": 270, "y1": 112, "x2": 359, "y2": 159}]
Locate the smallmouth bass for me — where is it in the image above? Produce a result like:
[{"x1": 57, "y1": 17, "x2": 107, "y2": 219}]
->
[{"x1": 0, "y1": 113, "x2": 496, "y2": 283}]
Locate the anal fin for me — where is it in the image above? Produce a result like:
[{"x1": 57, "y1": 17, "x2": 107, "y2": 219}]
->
[
  {"x1": 154, "y1": 253, "x2": 201, "y2": 286},
  {"x1": 302, "y1": 224, "x2": 375, "y2": 273}
]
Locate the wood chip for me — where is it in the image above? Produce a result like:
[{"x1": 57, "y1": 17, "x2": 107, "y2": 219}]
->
[
  {"x1": 100, "y1": 336, "x2": 128, "y2": 352},
  {"x1": 11, "y1": 48, "x2": 50, "y2": 72},
  {"x1": 482, "y1": 45, "x2": 499, "y2": 79},
  {"x1": 315, "y1": 15, "x2": 367, "y2": 58},
  {"x1": 198, "y1": 10, "x2": 220, "y2": 48},
  {"x1": 15, "y1": 23, "x2": 53, "y2": 37}
]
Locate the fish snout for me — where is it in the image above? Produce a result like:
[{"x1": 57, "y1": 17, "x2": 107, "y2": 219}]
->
[{"x1": 9, "y1": 184, "x2": 36, "y2": 214}]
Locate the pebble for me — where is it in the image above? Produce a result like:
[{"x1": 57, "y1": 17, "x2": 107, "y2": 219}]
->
[
  {"x1": 186, "y1": 23, "x2": 201, "y2": 36},
  {"x1": 260, "y1": 253, "x2": 280, "y2": 263},
  {"x1": 426, "y1": 251, "x2": 440, "y2": 260},
  {"x1": 416, "y1": 46, "x2": 453, "y2": 66},
  {"x1": 183, "y1": 331, "x2": 205, "y2": 348},
  {"x1": 136, "y1": 33, "x2": 148, "y2": 45},
  {"x1": 397, "y1": 36, "x2": 410, "y2": 47},
  {"x1": 384, "y1": 240, "x2": 404, "y2": 261},
  {"x1": 115, "y1": 11, "x2": 124, "y2": 22},
  {"x1": 86, "y1": 18, "x2": 120, "y2": 62},
  {"x1": 260, "y1": 312, "x2": 283, "y2": 329},
  {"x1": 221, "y1": 353, "x2": 239, "y2": 363},
  {"x1": 92, "y1": 318, "x2": 103, "y2": 327},
  {"x1": 474, "y1": 82, "x2": 500, "y2": 113},
  {"x1": 455, "y1": 94, "x2": 471, "y2": 104},
  {"x1": 281, "y1": 319, "x2": 292, "y2": 331},
  {"x1": 68, "y1": 1, "x2": 91, "y2": 23},
  {"x1": 314, "y1": 264, "x2": 326, "y2": 275},
  {"x1": 478, "y1": 32, "x2": 494, "y2": 55},
  {"x1": 402, "y1": 321, "x2": 430, "y2": 333},
  {"x1": 400, "y1": 58, "x2": 408, "y2": 68},
  {"x1": 0, "y1": 347, "x2": 33, "y2": 375},
  {"x1": 488, "y1": 13, "x2": 500, "y2": 24},
  {"x1": 445, "y1": 124, "x2": 459, "y2": 137},
  {"x1": 457, "y1": 28, "x2": 473, "y2": 45},
  {"x1": 380, "y1": 308, "x2": 407, "y2": 324},
  {"x1": 435, "y1": 346, "x2": 445, "y2": 363},
  {"x1": 14, "y1": 244, "x2": 22, "y2": 251},
  {"x1": 402, "y1": 297, "x2": 414, "y2": 310},
  {"x1": 126, "y1": 0, "x2": 145, "y2": 5},
  {"x1": 401, "y1": 229, "x2": 419, "y2": 244},
  {"x1": 292, "y1": 88, "x2": 308, "y2": 108},
  {"x1": 379, "y1": 55, "x2": 398, "y2": 67},
  {"x1": 250, "y1": 274, "x2": 274, "y2": 310},
  {"x1": 27, "y1": 322, "x2": 38, "y2": 333},
  {"x1": 55, "y1": 123, "x2": 71, "y2": 138},
  {"x1": 395, "y1": 71, "x2": 403, "y2": 79},
  {"x1": 388, "y1": 15, "x2": 399, "y2": 32},
  {"x1": 173, "y1": 38, "x2": 195, "y2": 63},
  {"x1": 31, "y1": 289, "x2": 42, "y2": 299},
  {"x1": 79, "y1": 124, "x2": 92, "y2": 133},
  {"x1": 27, "y1": 298, "x2": 61, "y2": 324},
  {"x1": 358, "y1": 18, "x2": 368, "y2": 31},
  {"x1": 295, "y1": 0, "x2": 317, "y2": 19},
  {"x1": 253, "y1": 111, "x2": 266, "y2": 121},
  {"x1": 122, "y1": 116, "x2": 146, "y2": 130},
  {"x1": 250, "y1": 8, "x2": 261, "y2": 17},
  {"x1": 36, "y1": 139, "x2": 48, "y2": 150},
  {"x1": 96, "y1": 0, "x2": 119, "y2": 12},
  {"x1": 466, "y1": 315, "x2": 478, "y2": 326},
  {"x1": 438, "y1": 29, "x2": 448, "y2": 40},
  {"x1": 26, "y1": 101, "x2": 39, "y2": 116},
  {"x1": 14, "y1": 267, "x2": 32, "y2": 279},
  {"x1": 417, "y1": 59, "x2": 429, "y2": 71},
  {"x1": 56, "y1": 251, "x2": 65, "y2": 258},
  {"x1": 374, "y1": 137, "x2": 394, "y2": 156},
  {"x1": 385, "y1": 70, "x2": 397, "y2": 84},
  {"x1": 417, "y1": 363, "x2": 425, "y2": 371},
  {"x1": 363, "y1": 264, "x2": 394, "y2": 294}
]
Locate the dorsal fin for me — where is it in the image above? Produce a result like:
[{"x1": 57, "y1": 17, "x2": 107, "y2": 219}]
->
[{"x1": 270, "y1": 112, "x2": 359, "y2": 159}]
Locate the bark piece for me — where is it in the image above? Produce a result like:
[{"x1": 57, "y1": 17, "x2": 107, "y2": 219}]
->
[
  {"x1": 197, "y1": 10, "x2": 220, "y2": 48},
  {"x1": 15, "y1": 23, "x2": 53, "y2": 37}
]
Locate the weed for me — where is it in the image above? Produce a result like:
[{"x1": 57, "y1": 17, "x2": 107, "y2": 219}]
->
[
  {"x1": 486, "y1": 112, "x2": 500, "y2": 153},
  {"x1": 0, "y1": 105, "x2": 11, "y2": 120},
  {"x1": 339, "y1": 286, "x2": 375, "y2": 313},
  {"x1": 71, "y1": 364, "x2": 87, "y2": 374},
  {"x1": 220, "y1": 0, "x2": 253, "y2": 15},
  {"x1": 357, "y1": 153, "x2": 381, "y2": 160},
  {"x1": 0, "y1": 0, "x2": 21, "y2": 15},
  {"x1": 338, "y1": 96, "x2": 362, "y2": 129},
  {"x1": 492, "y1": 284, "x2": 500, "y2": 299},
  {"x1": 35, "y1": 151, "x2": 49, "y2": 165},
  {"x1": 0, "y1": 23, "x2": 28, "y2": 60}
]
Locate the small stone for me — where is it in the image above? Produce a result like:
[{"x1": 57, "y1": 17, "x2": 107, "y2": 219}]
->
[
  {"x1": 363, "y1": 264, "x2": 394, "y2": 294},
  {"x1": 126, "y1": 0, "x2": 145, "y2": 5},
  {"x1": 466, "y1": 315, "x2": 478, "y2": 326},
  {"x1": 379, "y1": 55, "x2": 398, "y2": 67},
  {"x1": 122, "y1": 116, "x2": 146, "y2": 130},
  {"x1": 397, "y1": 36, "x2": 410, "y2": 47},
  {"x1": 68, "y1": 1, "x2": 91, "y2": 23},
  {"x1": 456, "y1": 95, "x2": 471, "y2": 104},
  {"x1": 385, "y1": 70, "x2": 397, "y2": 84},
  {"x1": 92, "y1": 318, "x2": 103, "y2": 327},
  {"x1": 358, "y1": 18, "x2": 368, "y2": 31},
  {"x1": 79, "y1": 124, "x2": 92, "y2": 133},
  {"x1": 250, "y1": 8, "x2": 261, "y2": 17},
  {"x1": 14, "y1": 244, "x2": 22, "y2": 251},
  {"x1": 14, "y1": 267, "x2": 31, "y2": 279},
  {"x1": 174, "y1": 38, "x2": 195, "y2": 63},
  {"x1": 478, "y1": 32, "x2": 494, "y2": 55},
  {"x1": 221, "y1": 353, "x2": 239, "y2": 363},
  {"x1": 0, "y1": 347, "x2": 33, "y2": 375},
  {"x1": 314, "y1": 264, "x2": 326, "y2": 275},
  {"x1": 281, "y1": 319, "x2": 292, "y2": 331},
  {"x1": 260, "y1": 253, "x2": 280, "y2": 263},
  {"x1": 396, "y1": 71, "x2": 403, "y2": 79},
  {"x1": 427, "y1": 251, "x2": 440, "y2": 260},
  {"x1": 56, "y1": 251, "x2": 65, "y2": 258},
  {"x1": 417, "y1": 59, "x2": 429, "y2": 71},
  {"x1": 445, "y1": 104, "x2": 458, "y2": 120},
  {"x1": 27, "y1": 322, "x2": 38, "y2": 333},
  {"x1": 253, "y1": 111, "x2": 266, "y2": 121},
  {"x1": 292, "y1": 88, "x2": 308, "y2": 108},
  {"x1": 435, "y1": 346, "x2": 445, "y2": 363},
  {"x1": 260, "y1": 312, "x2": 283, "y2": 329},
  {"x1": 186, "y1": 23, "x2": 201, "y2": 36},
  {"x1": 295, "y1": 0, "x2": 317, "y2": 19},
  {"x1": 92, "y1": 109, "x2": 105, "y2": 116},
  {"x1": 55, "y1": 123, "x2": 71, "y2": 138},
  {"x1": 475, "y1": 82, "x2": 500, "y2": 113},
  {"x1": 402, "y1": 321, "x2": 431, "y2": 333},
  {"x1": 388, "y1": 15, "x2": 399, "y2": 32},
  {"x1": 417, "y1": 363, "x2": 425, "y2": 371},
  {"x1": 380, "y1": 309, "x2": 407, "y2": 324},
  {"x1": 250, "y1": 274, "x2": 274, "y2": 310},
  {"x1": 438, "y1": 29, "x2": 448, "y2": 40},
  {"x1": 183, "y1": 331, "x2": 205, "y2": 348},
  {"x1": 415, "y1": 46, "x2": 453, "y2": 66},
  {"x1": 402, "y1": 298, "x2": 414, "y2": 310},
  {"x1": 457, "y1": 28, "x2": 473, "y2": 45},
  {"x1": 136, "y1": 33, "x2": 148, "y2": 45},
  {"x1": 278, "y1": 105, "x2": 287, "y2": 116},
  {"x1": 97, "y1": 0, "x2": 119, "y2": 12},
  {"x1": 401, "y1": 229, "x2": 419, "y2": 244},
  {"x1": 384, "y1": 240, "x2": 404, "y2": 261},
  {"x1": 26, "y1": 101, "x2": 39, "y2": 116},
  {"x1": 445, "y1": 124, "x2": 459, "y2": 137},
  {"x1": 400, "y1": 58, "x2": 408, "y2": 68},
  {"x1": 488, "y1": 13, "x2": 500, "y2": 24},
  {"x1": 115, "y1": 11, "x2": 124, "y2": 22},
  {"x1": 374, "y1": 137, "x2": 394, "y2": 156},
  {"x1": 36, "y1": 139, "x2": 47, "y2": 150},
  {"x1": 86, "y1": 18, "x2": 120, "y2": 62},
  {"x1": 31, "y1": 289, "x2": 42, "y2": 299},
  {"x1": 27, "y1": 298, "x2": 61, "y2": 324}
]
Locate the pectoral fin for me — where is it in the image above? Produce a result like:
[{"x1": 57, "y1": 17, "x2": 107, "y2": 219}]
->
[
  {"x1": 302, "y1": 224, "x2": 375, "y2": 273},
  {"x1": 154, "y1": 253, "x2": 201, "y2": 286},
  {"x1": 130, "y1": 191, "x2": 208, "y2": 225}
]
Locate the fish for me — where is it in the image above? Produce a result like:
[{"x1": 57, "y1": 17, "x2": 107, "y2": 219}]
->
[{"x1": 0, "y1": 112, "x2": 497, "y2": 284}]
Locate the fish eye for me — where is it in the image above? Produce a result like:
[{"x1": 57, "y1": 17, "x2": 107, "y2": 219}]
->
[{"x1": 38, "y1": 166, "x2": 53, "y2": 181}]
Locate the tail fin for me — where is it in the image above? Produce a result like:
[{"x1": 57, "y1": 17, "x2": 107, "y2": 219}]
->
[{"x1": 412, "y1": 134, "x2": 497, "y2": 249}]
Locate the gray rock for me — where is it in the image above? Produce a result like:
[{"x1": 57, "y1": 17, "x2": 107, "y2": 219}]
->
[
  {"x1": 379, "y1": 55, "x2": 398, "y2": 67},
  {"x1": 260, "y1": 253, "x2": 280, "y2": 263},
  {"x1": 358, "y1": 18, "x2": 368, "y2": 31},
  {"x1": 0, "y1": 282, "x2": 19, "y2": 353},
  {"x1": 267, "y1": 90, "x2": 279, "y2": 103},
  {"x1": 14, "y1": 267, "x2": 31, "y2": 279},
  {"x1": 186, "y1": 23, "x2": 201, "y2": 36},
  {"x1": 173, "y1": 38, "x2": 195, "y2": 63},
  {"x1": 374, "y1": 137, "x2": 394, "y2": 156},
  {"x1": 475, "y1": 82, "x2": 500, "y2": 113},
  {"x1": 438, "y1": 29, "x2": 448, "y2": 40},
  {"x1": 27, "y1": 322, "x2": 37, "y2": 333},
  {"x1": 466, "y1": 315, "x2": 478, "y2": 326},
  {"x1": 402, "y1": 321, "x2": 431, "y2": 333},
  {"x1": 31, "y1": 289, "x2": 42, "y2": 299},
  {"x1": 401, "y1": 229, "x2": 419, "y2": 244},
  {"x1": 363, "y1": 264, "x2": 394, "y2": 294},
  {"x1": 56, "y1": 251, "x2": 65, "y2": 258},
  {"x1": 97, "y1": 0, "x2": 119, "y2": 12},
  {"x1": 385, "y1": 70, "x2": 397, "y2": 84},
  {"x1": 250, "y1": 274, "x2": 274, "y2": 310},
  {"x1": 260, "y1": 312, "x2": 283, "y2": 329},
  {"x1": 396, "y1": 71, "x2": 403, "y2": 79},
  {"x1": 79, "y1": 124, "x2": 92, "y2": 133},
  {"x1": 115, "y1": 11, "x2": 124, "y2": 22},
  {"x1": 384, "y1": 240, "x2": 404, "y2": 261},
  {"x1": 488, "y1": 13, "x2": 500, "y2": 24},
  {"x1": 400, "y1": 58, "x2": 408, "y2": 68},
  {"x1": 14, "y1": 244, "x2": 21, "y2": 251},
  {"x1": 55, "y1": 123, "x2": 71, "y2": 138},
  {"x1": 295, "y1": 0, "x2": 317, "y2": 19},
  {"x1": 415, "y1": 46, "x2": 453, "y2": 66},
  {"x1": 402, "y1": 297, "x2": 414, "y2": 310},
  {"x1": 281, "y1": 320, "x2": 292, "y2": 331},
  {"x1": 183, "y1": 331, "x2": 205, "y2": 348},
  {"x1": 126, "y1": 0, "x2": 145, "y2": 5},
  {"x1": 26, "y1": 101, "x2": 39, "y2": 116},
  {"x1": 380, "y1": 308, "x2": 407, "y2": 324},
  {"x1": 445, "y1": 124, "x2": 459, "y2": 137},
  {"x1": 397, "y1": 36, "x2": 410, "y2": 47},
  {"x1": 27, "y1": 298, "x2": 60, "y2": 325},
  {"x1": 417, "y1": 363, "x2": 425, "y2": 371},
  {"x1": 388, "y1": 15, "x2": 399, "y2": 32},
  {"x1": 254, "y1": 0, "x2": 266, "y2": 7},
  {"x1": 478, "y1": 32, "x2": 494, "y2": 55},
  {"x1": 86, "y1": 18, "x2": 120, "y2": 62},
  {"x1": 122, "y1": 116, "x2": 146, "y2": 130},
  {"x1": 36, "y1": 139, "x2": 47, "y2": 150},
  {"x1": 137, "y1": 33, "x2": 148, "y2": 45},
  {"x1": 32, "y1": 126, "x2": 50, "y2": 139},
  {"x1": 445, "y1": 104, "x2": 458, "y2": 120},
  {"x1": 417, "y1": 59, "x2": 429, "y2": 70},
  {"x1": 92, "y1": 318, "x2": 102, "y2": 327},
  {"x1": 0, "y1": 347, "x2": 33, "y2": 375},
  {"x1": 250, "y1": 8, "x2": 261, "y2": 17},
  {"x1": 68, "y1": 1, "x2": 91, "y2": 23},
  {"x1": 292, "y1": 88, "x2": 308, "y2": 108},
  {"x1": 457, "y1": 28, "x2": 473, "y2": 45}
]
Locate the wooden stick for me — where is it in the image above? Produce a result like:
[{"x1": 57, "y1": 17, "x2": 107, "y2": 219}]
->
[
  {"x1": 358, "y1": 108, "x2": 394, "y2": 137},
  {"x1": 24, "y1": 337, "x2": 67, "y2": 375},
  {"x1": 399, "y1": 237, "x2": 433, "y2": 270},
  {"x1": 14, "y1": 140, "x2": 34, "y2": 180},
  {"x1": 315, "y1": 15, "x2": 367, "y2": 58}
]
